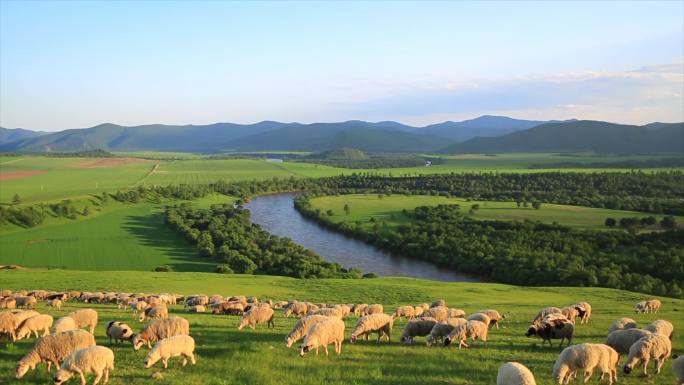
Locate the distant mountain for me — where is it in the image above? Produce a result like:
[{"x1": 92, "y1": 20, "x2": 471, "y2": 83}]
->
[
  {"x1": 441, "y1": 121, "x2": 684, "y2": 154},
  {"x1": 0, "y1": 127, "x2": 47, "y2": 145},
  {"x1": 417, "y1": 115, "x2": 571, "y2": 142}
]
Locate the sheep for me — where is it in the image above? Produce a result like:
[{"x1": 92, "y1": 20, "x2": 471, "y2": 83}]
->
[
  {"x1": 68, "y1": 309, "x2": 98, "y2": 334},
  {"x1": 605, "y1": 328, "x2": 652, "y2": 356},
  {"x1": 477, "y1": 309, "x2": 504, "y2": 329},
  {"x1": 132, "y1": 316, "x2": 190, "y2": 351},
  {"x1": 444, "y1": 320, "x2": 488, "y2": 349},
  {"x1": 144, "y1": 335, "x2": 196, "y2": 369},
  {"x1": 645, "y1": 319, "x2": 674, "y2": 339},
  {"x1": 54, "y1": 317, "x2": 78, "y2": 334},
  {"x1": 15, "y1": 296, "x2": 37, "y2": 309},
  {"x1": 187, "y1": 305, "x2": 206, "y2": 313},
  {"x1": 560, "y1": 307, "x2": 579, "y2": 324},
  {"x1": 130, "y1": 301, "x2": 147, "y2": 314},
  {"x1": 52, "y1": 345, "x2": 114, "y2": 385},
  {"x1": 332, "y1": 304, "x2": 351, "y2": 317},
  {"x1": 526, "y1": 317, "x2": 574, "y2": 347},
  {"x1": 553, "y1": 343, "x2": 618, "y2": 385},
  {"x1": 497, "y1": 362, "x2": 537, "y2": 385},
  {"x1": 399, "y1": 317, "x2": 438, "y2": 343},
  {"x1": 634, "y1": 301, "x2": 648, "y2": 314},
  {"x1": 414, "y1": 306, "x2": 425, "y2": 317},
  {"x1": 139, "y1": 305, "x2": 168, "y2": 322},
  {"x1": 350, "y1": 313, "x2": 394, "y2": 343},
  {"x1": 0, "y1": 297, "x2": 17, "y2": 309},
  {"x1": 673, "y1": 355, "x2": 684, "y2": 385},
  {"x1": 15, "y1": 329, "x2": 96, "y2": 379},
  {"x1": 532, "y1": 306, "x2": 562, "y2": 323},
  {"x1": 467, "y1": 312, "x2": 491, "y2": 328},
  {"x1": 572, "y1": 302, "x2": 592, "y2": 324},
  {"x1": 422, "y1": 306, "x2": 449, "y2": 322},
  {"x1": 431, "y1": 299, "x2": 446, "y2": 308},
  {"x1": 392, "y1": 305, "x2": 416, "y2": 320},
  {"x1": 211, "y1": 301, "x2": 244, "y2": 315},
  {"x1": 426, "y1": 318, "x2": 467, "y2": 346},
  {"x1": 283, "y1": 302, "x2": 308, "y2": 318},
  {"x1": 623, "y1": 333, "x2": 672, "y2": 376},
  {"x1": 299, "y1": 318, "x2": 345, "y2": 357},
  {"x1": 311, "y1": 307, "x2": 343, "y2": 318},
  {"x1": 238, "y1": 306, "x2": 275, "y2": 330},
  {"x1": 363, "y1": 304, "x2": 384, "y2": 315},
  {"x1": 0, "y1": 309, "x2": 39, "y2": 341},
  {"x1": 285, "y1": 315, "x2": 330, "y2": 348},
  {"x1": 608, "y1": 317, "x2": 637, "y2": 333},
  {"x1": 106, "y1": 321, "x2": 133, "y2": 344},
  {"x1": 646, "y1": 299, "x2": 662, "y2": 313},
  {"x1": 447, "y1": 308, "x2": 466, "y2": 318},
  {"x1": 352, "y1": 303, "x2": 368, "y2": 316},
  {"x1": 16, "y1": 314, "x2": 54, "y2": 340},
  {"x1": 273, "y1": 300, "x2": 289, "y2": 309}
]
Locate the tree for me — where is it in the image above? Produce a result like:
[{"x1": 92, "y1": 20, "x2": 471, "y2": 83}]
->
[
  {"x1": 605, "y1": 218, "x2": 617, "y2": 227},
  {"x1": 661, "y1": 216, "x2": 677, "y2": 229},
  {"x1": 471, "y1": 204, "x2": 480, "y2": 211},
  {"x1": 343, "y1": 204, "x2": 350, "y2": 215},
  {"x1": 640, "y1": 216, "x2": 657, "y2": 226},
  {"x1": 83, "y1": 206, "x2": 91, "y2": 216},
  {"x1": 12, "y1": 194, "x2": 21, "y2": 205},
  {"x1": 326, "y1": 209, "x2": 334, "y2": 216},
  {"x1": 532, "y1": 201, "x2": 541, "y2": 210}
]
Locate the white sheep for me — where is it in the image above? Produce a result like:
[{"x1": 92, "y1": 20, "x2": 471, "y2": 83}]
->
[
  {"x1": 68, "y1": 309, "x2": 98, "y2": 334},
  {"x1": 553, "y1": 343, "x2": 616, "y2": 385},
  {"x1": 608, "y1": 317, "x2": 637, "y2": 333},
  {"x1": 188, "y1": 305, "x2": 206, "y2": 313},
  {"x1": 0, "y1": 309, "x2": 39, "y2": 341},
  {"x1": 48, "y1": 299, "x2": 63, "y2": 311},
  {"x1": 350, "y1": 313, "x2": 394, "y2": 343},
  {"x1": 15, "y1": 329, "x2": 96, "y2": 379},
  {"x1": 426, "y1": 318, "x2": 467, "y2": 346},
  {"x1": 106, "y1": 321, "x2": 133, "y2": 344},
  {"x1": 299, "y1": 318, "x2": 345, "y2": 357},
  {"x1": 144, "y1": 335, "x2": 196, "y2": 369},
  {"x1": 623, "y1": 333, "x2": 672, "y2": 376},
  {"x1": 311, "y1": 307, "x2": 343, "y2": 318},
  {"x1": 421, "y1": 306, "x2": 449, "y2": 322},
  {"x1": 132, "y1": 316, "x2": 190, "y2": 351},
  {"x1": 285, "y1": 315, "x2": 330, "y2": 348},
  {"x1": 497, "y1": 362, "x2": 537, "y2": 385},
  {"x1": 532, "y1": 306, "x2": 562, "y2": 323},
  {"x1": 605, "y1": 328, "x2": 652, "y2": 355},
  {"x1": 560, "y1": 306, "x2": 579, "y2": 324},
  {"x1": 444, "y1": 320, "x2": 488, "y2": 349},
  {"x1": 645, "y1": 319, "x2": 674, "y2": 339},
  {"x1": 476, "y1": 309, "x2": 504, "y2": 329},
  {"x1": 399, "y1": 317, "x2": 437, "y2": 343},
  {"x1": 130, "y1": 301, "x2": 147, "y2": 314},
  {"x1": 466, "y1": 312, "x2": 491, "y2": 328},
  {"x1": 139, "y1": 305, "x2": 168, "y2": 322},
  {"x1": 53, "y1": 316, "x2": 78, "y2": 334},
  {"x1": 283, "y1": 302, "x2": 308, "y2": 318},
  {"x1": 16, "y1": 314, "x2": 53, "y2": 340},
  {"x1": 646, "y1": 299, "x2": 662, "y2": 313},
  {"x1": 352, "y1": 303, "x2": 368, "y2": 316},
  {"x1": 238, "y1": 306, "x2": 274, "y2": 330},
  {"x1": 392, "y1": 305, "x2": 416, "y2": 320},
  {"x1": 53, "y1": 345, "x2": 114, "y2": 385},
  {"x1": 363, "y1": 303, "x2": 384, "y2": 315},
  {"x1": 672, "y1": 355, "x2": 684, "y2": 385}
]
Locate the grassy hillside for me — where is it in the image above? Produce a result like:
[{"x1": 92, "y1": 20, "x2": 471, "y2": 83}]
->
[
  {"x1": 308, "y1": 194, "x2": 683, "y2": 230},
  {"x1": 0, "y1": 269, "x2": 681, "y2": 385}
]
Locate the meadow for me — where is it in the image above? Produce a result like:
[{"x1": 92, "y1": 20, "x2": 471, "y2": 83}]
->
[
  {"x1": 308, "y1": 194, "x2": 682, "y2": 230},
  {"x1": 0, "y1": 268, "x2": 681, "y2": 385}
]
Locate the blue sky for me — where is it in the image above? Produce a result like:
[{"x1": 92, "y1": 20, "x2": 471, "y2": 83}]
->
[{"x1": 1, "y1": 1, "x2": 682, "y2": 131}]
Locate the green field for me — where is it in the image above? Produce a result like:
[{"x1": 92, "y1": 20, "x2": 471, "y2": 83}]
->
[
  {"x1": 308, "y1": 194, "x2": 682, "y2": 229},
  {"x1": 0, "y1": 269, "x2": 681, "y2": 385}
]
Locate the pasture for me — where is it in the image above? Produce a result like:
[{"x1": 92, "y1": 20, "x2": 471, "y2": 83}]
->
[
  {"x1": 0, "y1": 268, "x2": 682, "y2": 385},
  {"x1": 308, "y1": 194, "x2": 682, "y2": 230}
]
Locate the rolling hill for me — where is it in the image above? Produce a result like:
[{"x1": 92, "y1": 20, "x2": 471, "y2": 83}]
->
[
  {"x1": 0, "y1": 127, "x2": 47, "y2": 145},
  {"x1": 441, "y1": 120, "x2": 684, "y2": 154}
]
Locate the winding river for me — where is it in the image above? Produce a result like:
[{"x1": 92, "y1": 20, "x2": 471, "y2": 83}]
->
[{"x1": 245, "y1": 192, "x2": 481, "y2": 282}]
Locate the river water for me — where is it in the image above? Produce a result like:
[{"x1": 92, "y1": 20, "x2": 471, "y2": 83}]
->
[{"x1": 245, "y1": 192, "x2": 481, "y2": 282}]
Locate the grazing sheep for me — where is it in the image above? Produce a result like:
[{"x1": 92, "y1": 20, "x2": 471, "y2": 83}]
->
[
  {"x1": 283, "y1": 302, "x2": 308, "y2": 318},
  {"x1": 299, "y1": 318, "x2": 345, "y2": 357},
  {"x1": 444, "y1": 320, "x2": 488, "y2": 349},
  {"x1": 15, "y1": 329, "x2": 96, "y2": 379},
  {"x1": 634, "y1": 301, "x2": 648, "y2": 314},
  {"x1": 597, "y1": 344, "x2": 620, "y2": 385},
  {"x1": 332, "y1": 304, "x2": 351, "y2": 317},
  {"x1": 352, "y1": 303, "x2": 368, "y2": 316},
  {"x1": 52, "y1": 346, "x2": 114, "y2": 385},
  {"x1": 392, "y1": 305, "x2": 416, "y2": 320},
  {"x1": 426, "y1": 318, "x2": 467, "y2": 346},
  {"x1": 311, "y1": 307, "x2": 343, "y2": 318},
  {"x1": 532, "y1": 307, "x2": 562, "y2": 323},
  {"x1": 553, "y1": 343, "x2": 616, "y2": 385},
  {"x1": 477, "y1": 309, "x2": 504, "y2": 329},
  {"x1": 497, "y1": 362, "x2": 537, "y2": 385},
  {"x1": 526, "y1": 317, "x2": 574, "y2": 347},
  {"x1": 646, "y1": 299, "x2": 662, "y2": 313},
  {"x1": 144, "y1": 335, "x2": 196, "y2": 369},
  {"x1": 672, "y1": 355, "x2": 684, "y2": 385},
  {"x1": 623, "y1": 333, "x2": 672, "y2": 376},
  {"x1": 106, "y1": 321, "x2": 133, "y2": 344},
  {"x1": 350, "y1": 313, "x2": 394, "y2": 343},
  {"x1": 608, "y1": 317, "x2": 637, "y2": 333},
  {"x1": 0, "y1": 310, "x2": 39, "y2": 341},
  {"x1": 187, "y1": 305, "x2": 206, "y2": 313},
  {"x1": 447, "y1": 308, "x2": 466, "y2": 318},
  {"x1": 645, "y1": 319, "x2": 674, "y2": 339},
  {"x1": 139, "y1": 305, "x2": 168, "y2": 322},
  {"x1": 16, "y1": 314, "x2": 54, "y2": 340},
  {"x1": 48, "y1": 299, "x2": 63, "y2": 311},
  {"x1": 273, "y1": 300, "x2": 289, "y2": 309},
  {"x1": 363, "y1": 304, "x2": 384, "y2": 316},
  {"x1": 15, "y1": 296, "x2": 37, "y2": 309},
  {"x1": 422, "y1": 306, "x2": 449, "y2": 322},
  {"x1": 211, "y1": 301, "x2": 244, "y2": 315},
  {"x1": 132, "y1": 316, "x2": 190, "y2": 351},
  {"x1": 560, "y1": 307, "x2": 579, "y2": 324},
  {"x1": 285, "y1": 315, "x2": 330, "y2": 348},
  {"x1": 431, "y1": 299, "x2": 446, "y2": 308},
  {"x1": 466, "y1": 312, "x2": 491, "y2": 328},
  {"x1": 399, "y1": 317, "x2": 438, "y2": 344},
  {"x1": 605, "y1": 328, "x2": 652, "y2": 355},
  {"x1": 131, "y1": 301, "x2": 147, "y2": 314},
  {"x1": 0, "y1": 297, "x2": 17, "y2": 309},
  {"x1": 53, "y1": 317, "x2": 78, "y2": 334},
  {"x1": 572, "y1": 302, "x2": 592, "y2": 324},
  {"x1": 238, "y1": 306, "x2": 274, "y2": 330},
  {"x1": 414, "y1": 306, "x2": 425, "y2": 317},
  {"x1": 68, "y1": 309, "x2": 98, "y2": 334}
]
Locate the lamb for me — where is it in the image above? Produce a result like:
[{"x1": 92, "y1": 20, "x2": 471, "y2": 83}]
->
[
  {"x1": 645, "y1": 319, "x2": 674, "y2": 339},
  {"x1": 350, "y1": 313, "x2": 394, "y2": 343},
  {"x1": 15, "y1": 329, "x2": 96, "y2": 379},
  {"x1": 476, "y1": 309, "x2": 504, "y2": 329},
  {"x1": 53, "y1": 317, "x2": 78, "y2": 334},
  {"x1": 560, "y1": 307, "x2": 579, "y2": 324},
  {"x1": 422, "y1": 306, "x2": 449, "y2": 322},
  {"x1": 16, "y1": 314, "x2": 54, "y2": 340},
  {"x1": 526, "y1": 317, "x2": 574, "y2": 347},
  {"x1": 605, "y1": 328, "x2": 652, "y2": 355},
  {"x1": 106, "y1": 321, "x2": 133, "y2": 344},
  {"x1": 139, "y1": 305, "x2": 168, "y2": 321},
  {"x1": 553, "y1": 343, "x2": 617, "y2": 385},
  {"x1": 426, "y1": 318, "x2": 467, "y2": 346},
  {"x1": 532, "y1": 306, "x2": 562, "y2": 323},
  {"x1": 48, "y1": 299, "x2": 63, "y2": 311},
  {"x1": 188, "y1": 305, "x2": 206, "y2": 313},
  {"x1": 444, "y1": 320, "x2": 488, "y2": 349},
  {"x1": 52, "y1": 346, "x2": 114, "y2": 385},
  {"x1": 15, "y1": 296, "x2": 37, "y2": 309},
  {"x1": 623, "y1": 333, "x2": 672, "y2": 376},
  {"x1": 572, "y1": 302, "x2": 592, "y2": 324},
  {"x1": 299, "y1": 318, "x2": 345, "y2": 357},
  {"x1": 496, "y1": 362, "x2": 537, "y2": 385},
  {"x1": 132, "y1": 316, "x2": 190, "y2": 351},
  {"x1": 363, "y1": 304, "x2": 384, "y2": 315},
  {"x1": 68, "y1": 309, "x2": 98, "y2": 334},
  {"x1": 0, "y1": 309, "x2": 39, "y2": 341},
  {"x1": 673, "y1": 355, "x2": 684, "y2": 385},
  {"x1": 392, "y1": 305, "x2": 416, "y2": 320},
  {"x1": 285, "y1": 315, "x2": 330, "y2": 348},
  {"x1": 283, "y1": 302, "x2": 308, "y2": 318},
  {"x1": 466, "y1": 312, "x2": 491, "y2": 328},
  {"x1": 431, "y1": 299, "x2": 446, "y2": 308},
  {"x1": 237, "y1": 306, "x2": 275, "y2": 330},
  {"x1": 447, "y1": 308, "x2": 466, "y2": 318},
  {"x1": 144, "y1": 335, "x2": 196, "y2": 369},
  {"x1": 608, "y1": 317, "x2": 637, "y2": 333},
  {"x1": 399, "y1": 317, "x2": 438, "y2": 343}
]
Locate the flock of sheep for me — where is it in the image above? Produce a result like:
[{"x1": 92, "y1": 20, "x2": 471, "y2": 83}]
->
[{"x1": 0, "y1": 290, "x2": 682, "y2": 385}]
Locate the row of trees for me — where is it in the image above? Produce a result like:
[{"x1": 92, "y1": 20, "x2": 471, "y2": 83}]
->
[{"x1": 605, "y1": 216, "x2": 677, "y2": 229}]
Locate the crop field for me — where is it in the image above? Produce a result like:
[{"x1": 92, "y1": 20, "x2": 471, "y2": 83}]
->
[
  {"x1": 308, "y1": 194, "x2": 682, "y2": 230},
  {"x1": 0, "y1": 269, "x2": 681, "y2": 385}
]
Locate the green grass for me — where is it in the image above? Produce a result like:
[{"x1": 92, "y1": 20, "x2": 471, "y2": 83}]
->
[
  {"x1": 309, "y1": 194, "x2": 683, "y2": 230},
  {"x1": 0, "y1": 269, "x2": 681, "y2": 385}
]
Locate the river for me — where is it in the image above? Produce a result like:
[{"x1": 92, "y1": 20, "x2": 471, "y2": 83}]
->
[{"x1": 245, "y1": 192, "x2": 481, "y2": 282}]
